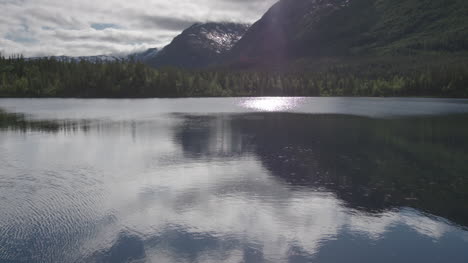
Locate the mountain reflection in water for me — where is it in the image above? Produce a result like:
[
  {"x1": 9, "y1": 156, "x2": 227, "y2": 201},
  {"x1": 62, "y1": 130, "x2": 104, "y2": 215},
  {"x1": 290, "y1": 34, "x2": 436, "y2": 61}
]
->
[{"x1": 1, "y1": 99, "x2": 468, "y2": 263}]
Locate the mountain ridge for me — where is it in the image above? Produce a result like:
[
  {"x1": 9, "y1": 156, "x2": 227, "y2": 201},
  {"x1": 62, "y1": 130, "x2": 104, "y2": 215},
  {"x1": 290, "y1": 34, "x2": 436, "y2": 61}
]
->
[
  {"x1": 23, "y1": 0, "x2": 468, "y2": 70},
  {"x1": 27, "y1": 48, "x2": 160, "y2": 63},
  {"x1": 226, "y1": 0, "x2": 468, "y2": 68}
]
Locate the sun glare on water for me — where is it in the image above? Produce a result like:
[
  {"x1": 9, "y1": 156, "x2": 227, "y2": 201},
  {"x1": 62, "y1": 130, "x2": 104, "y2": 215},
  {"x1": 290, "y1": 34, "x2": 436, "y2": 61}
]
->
[{"x1": 241, "y1": 97, "x2": 301, "y2": 112}]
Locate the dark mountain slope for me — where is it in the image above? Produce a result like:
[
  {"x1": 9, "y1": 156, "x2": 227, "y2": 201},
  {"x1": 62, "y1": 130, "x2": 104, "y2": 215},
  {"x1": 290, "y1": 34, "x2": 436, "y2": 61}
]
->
[
  {"x1": 227, "y1": 0, "x2": 468, "y2": 66},
  {"x1": 130, "y1": 48, "x2": 159, "y2": 63},
  {"x1": 229, "y1": 0, "x2": 353, "y2": 62},
  {"x1": 148, "y1": 22, "x2": 249, "y2": 68}
]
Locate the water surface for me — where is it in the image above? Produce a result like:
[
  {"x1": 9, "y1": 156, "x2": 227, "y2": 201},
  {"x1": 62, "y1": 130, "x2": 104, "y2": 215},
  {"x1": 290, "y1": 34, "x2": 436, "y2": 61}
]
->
[{"x1": 1, "y1": 98, "x2": 468, "y2": 263}]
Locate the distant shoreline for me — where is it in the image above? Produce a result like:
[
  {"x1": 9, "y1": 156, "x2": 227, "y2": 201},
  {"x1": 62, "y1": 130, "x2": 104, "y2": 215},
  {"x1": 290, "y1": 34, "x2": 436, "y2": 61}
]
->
[{"x1": 1, "y1": 56, "x2": 468, "y2": 98}]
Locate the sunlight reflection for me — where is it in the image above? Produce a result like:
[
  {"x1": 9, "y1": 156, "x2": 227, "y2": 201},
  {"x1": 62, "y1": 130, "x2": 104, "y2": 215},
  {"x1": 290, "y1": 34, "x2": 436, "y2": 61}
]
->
[{"x1": 241, "y1": 97, "x2": 301, "y2": 112}]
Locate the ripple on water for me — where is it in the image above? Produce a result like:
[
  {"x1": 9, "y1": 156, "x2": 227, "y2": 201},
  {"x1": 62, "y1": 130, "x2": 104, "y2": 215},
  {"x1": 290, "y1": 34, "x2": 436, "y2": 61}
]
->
[
  {"x1": 1, "y1": 99, "x2": 468, "y2": 262},
  {"x1": 0, "y1": 166, "x2": 109, "y2": 262}
]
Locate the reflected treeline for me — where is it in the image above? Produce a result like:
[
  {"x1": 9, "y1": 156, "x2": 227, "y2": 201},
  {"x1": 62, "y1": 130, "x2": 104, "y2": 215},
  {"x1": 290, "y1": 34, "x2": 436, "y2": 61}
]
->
[
  {"x1": 174, "y1": 113, "x2": 468, "y2": 227},
  {"x1": 3, "y1": 108, "x2": 468, "y2": 227},
  {"x1": 174, "y1": 115, "x2": 255, "y2": 159},
  {"x1": 0, "y1": 109, "x2": 119, "y2": 134},
  {"x1": 0, "y1": 109, "x2": 60, "y2": 132}
]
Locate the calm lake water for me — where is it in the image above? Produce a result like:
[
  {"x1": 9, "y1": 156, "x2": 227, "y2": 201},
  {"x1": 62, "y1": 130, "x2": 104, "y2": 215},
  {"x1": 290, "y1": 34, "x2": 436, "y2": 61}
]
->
[{"x1": 1, "y1": 98, "x2": 468, "y2": 263}]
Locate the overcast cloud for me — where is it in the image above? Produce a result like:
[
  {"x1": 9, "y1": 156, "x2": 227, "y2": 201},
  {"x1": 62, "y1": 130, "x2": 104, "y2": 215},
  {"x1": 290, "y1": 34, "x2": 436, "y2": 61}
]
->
[{"x1": 0, "y1": 0, "x2": 276, "y2": 57}]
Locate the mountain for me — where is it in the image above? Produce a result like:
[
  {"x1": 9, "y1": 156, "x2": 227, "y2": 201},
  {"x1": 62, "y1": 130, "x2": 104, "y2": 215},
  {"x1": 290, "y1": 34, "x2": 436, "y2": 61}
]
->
[
  {"x1": 227, "y1": 0, "x2": 468, "y2": 67},
  {"x1": 129, "y1": 48, "x2": 159, "y2": 62},
  {"x1": 27, "y1": 55, "x2": 126, "y2": 63},
  {"x1": 147, "y1": 22, "x2": 250, "y2": 68},
  {"x1": 27, "y1": 48, "x2": 159, "y2": 63}
]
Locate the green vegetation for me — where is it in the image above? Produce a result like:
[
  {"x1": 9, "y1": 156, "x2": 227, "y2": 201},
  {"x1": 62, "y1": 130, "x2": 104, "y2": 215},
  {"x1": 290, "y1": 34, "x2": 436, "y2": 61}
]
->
[
  {"x1": 228, "y1": 0, "x2": 468, "y2": 64},
  {"x1": 0, "y1": 54, "x2": 467, "y2": 98},
  {"x1": 318, "y1": 0, "x2": 468, "y2": 55},
  {"x1": 368, "y1": 0, "x2": 468, "y2": 53}
]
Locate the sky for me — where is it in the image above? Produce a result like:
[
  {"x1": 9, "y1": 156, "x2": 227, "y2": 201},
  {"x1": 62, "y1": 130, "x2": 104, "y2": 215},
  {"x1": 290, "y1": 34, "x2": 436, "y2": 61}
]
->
[{"x1": 0, "y1": 0, "x2": 276, "y2": 57}]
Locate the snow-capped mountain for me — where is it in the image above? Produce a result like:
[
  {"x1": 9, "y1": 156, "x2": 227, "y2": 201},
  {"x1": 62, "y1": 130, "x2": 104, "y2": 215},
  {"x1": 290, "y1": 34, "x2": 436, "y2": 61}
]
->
[
  {"x1": 26, "y1": 22, "x2": 250, "y2": 68},
  {"x1": 27, "y1": 55, "x2": 126, "y2": 63},
  {"x1": 147, "y1": 22, "x2": 250, "y2": 68},
  {"x1": 27, "y1": 48, "x2": 159, "y2": 63}
]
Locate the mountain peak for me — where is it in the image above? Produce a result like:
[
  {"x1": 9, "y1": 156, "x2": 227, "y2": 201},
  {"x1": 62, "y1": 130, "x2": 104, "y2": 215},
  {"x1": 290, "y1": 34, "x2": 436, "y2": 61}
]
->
[{"x1": 147, "y1": 22, "x2": 250, "y2": 68}]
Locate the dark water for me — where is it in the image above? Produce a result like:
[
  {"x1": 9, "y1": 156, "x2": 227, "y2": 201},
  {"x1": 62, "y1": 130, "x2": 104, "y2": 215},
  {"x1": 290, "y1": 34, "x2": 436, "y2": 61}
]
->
[{"x1": 1, "y1": 98, "x2": 468, "y2": 263}]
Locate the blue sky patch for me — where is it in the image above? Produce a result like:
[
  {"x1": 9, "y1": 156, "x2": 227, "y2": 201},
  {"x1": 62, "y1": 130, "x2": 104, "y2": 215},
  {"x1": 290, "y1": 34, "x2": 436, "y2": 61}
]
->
[{"x1": 91, "y1": 23, "x2": 120, "y2": 30}]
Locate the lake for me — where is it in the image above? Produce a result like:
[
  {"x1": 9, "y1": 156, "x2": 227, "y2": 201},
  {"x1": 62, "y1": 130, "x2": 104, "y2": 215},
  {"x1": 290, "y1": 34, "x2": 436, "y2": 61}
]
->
[{"x1": 1, "y1": 97, "x2": 468, "y2": 263}]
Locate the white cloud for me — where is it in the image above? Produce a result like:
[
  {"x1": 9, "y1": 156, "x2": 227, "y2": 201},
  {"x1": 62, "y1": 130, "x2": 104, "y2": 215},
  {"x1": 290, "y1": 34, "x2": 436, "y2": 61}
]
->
[{"x1": 0, "y1": 0, "x2": 276, "y2": 57}]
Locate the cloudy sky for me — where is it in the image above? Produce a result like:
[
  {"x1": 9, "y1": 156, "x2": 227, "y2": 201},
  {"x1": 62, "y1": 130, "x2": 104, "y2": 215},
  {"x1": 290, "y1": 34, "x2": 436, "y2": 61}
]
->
[{"x1": 0, "y1": 0, "x2": 276, "y2": 57}]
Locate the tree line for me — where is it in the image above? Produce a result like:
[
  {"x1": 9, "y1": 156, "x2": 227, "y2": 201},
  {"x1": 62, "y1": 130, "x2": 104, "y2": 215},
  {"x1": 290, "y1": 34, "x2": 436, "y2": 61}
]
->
[{"x1": 0, "y1": 54, "x2": 467, "y2": 98}]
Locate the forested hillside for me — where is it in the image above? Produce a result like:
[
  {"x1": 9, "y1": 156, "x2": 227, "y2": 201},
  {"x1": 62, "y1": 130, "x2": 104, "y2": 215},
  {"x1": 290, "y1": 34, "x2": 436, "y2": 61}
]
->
[
  {"x1": 1, "y1": 55, "x2": 467, "y2": 98},
  {"x1": 227, "y1": 0, "x2": 468, "y2": 67}
]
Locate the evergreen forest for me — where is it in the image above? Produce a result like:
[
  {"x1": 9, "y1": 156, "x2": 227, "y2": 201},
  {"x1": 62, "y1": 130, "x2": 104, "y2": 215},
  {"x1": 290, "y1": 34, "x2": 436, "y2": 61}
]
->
[{"x1": 1, "y1": 54, "x2": 467, "y2": 98}]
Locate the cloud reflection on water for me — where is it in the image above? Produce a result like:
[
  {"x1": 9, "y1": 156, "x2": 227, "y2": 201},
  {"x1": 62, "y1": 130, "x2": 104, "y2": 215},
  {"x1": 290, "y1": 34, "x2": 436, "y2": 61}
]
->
[{"x1": 1, "y1": 101, "x2": 468, "y2": 262}]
